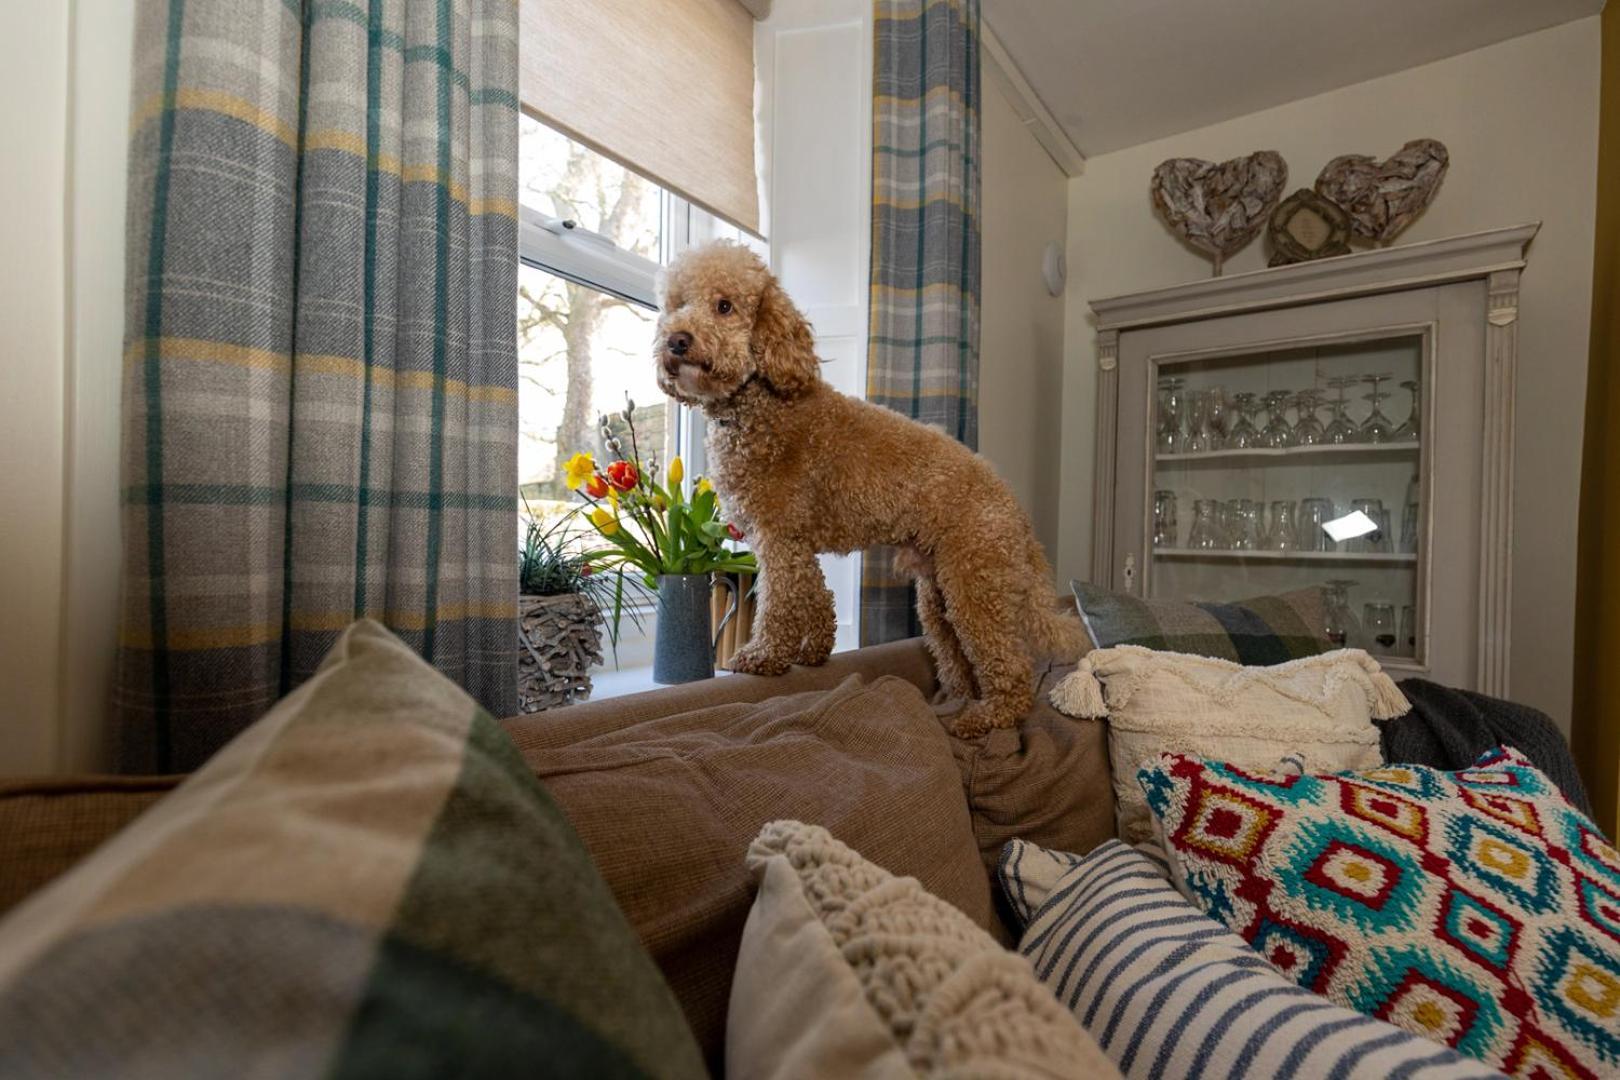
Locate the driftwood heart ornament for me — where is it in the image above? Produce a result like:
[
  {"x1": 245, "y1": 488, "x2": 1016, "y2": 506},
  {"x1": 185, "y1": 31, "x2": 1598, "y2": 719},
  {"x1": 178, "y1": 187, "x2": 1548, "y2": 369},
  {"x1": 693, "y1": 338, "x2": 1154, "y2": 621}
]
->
[
  {"x1": 1151, "y1": 151, "x2": 1287, "y2": 275},
  {"x1": 1315, "y1": 138, "x2": 1449, "y2": 244}
]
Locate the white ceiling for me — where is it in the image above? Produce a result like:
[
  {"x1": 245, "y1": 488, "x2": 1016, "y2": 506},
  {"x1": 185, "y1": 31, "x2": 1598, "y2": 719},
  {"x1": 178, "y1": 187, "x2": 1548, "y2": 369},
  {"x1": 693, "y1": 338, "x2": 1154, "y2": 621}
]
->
[{"x1": 982, "y1": 0, "x2": 1604, "y2": 157}]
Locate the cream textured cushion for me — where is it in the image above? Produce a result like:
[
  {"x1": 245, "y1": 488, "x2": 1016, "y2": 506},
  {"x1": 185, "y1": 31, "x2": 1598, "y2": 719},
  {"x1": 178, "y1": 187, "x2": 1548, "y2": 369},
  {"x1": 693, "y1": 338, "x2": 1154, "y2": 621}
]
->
[
  {"x1": 1050, "y1": 646, "x2": 1407, "y2": 843},
  {"x1": 728, "y1": 820, "x2": 1118, "y2": 1079}
]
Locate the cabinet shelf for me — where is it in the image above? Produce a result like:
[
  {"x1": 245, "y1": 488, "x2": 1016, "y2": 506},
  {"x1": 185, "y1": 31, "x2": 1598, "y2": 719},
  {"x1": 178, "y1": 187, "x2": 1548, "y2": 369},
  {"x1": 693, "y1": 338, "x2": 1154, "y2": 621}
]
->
[
  {"x1": 1154, "y1": 548, "x2": 1416, "y2": 565},
  {"x1": 1156, "y1": 442, "x2": 1419, "y2": 465}
]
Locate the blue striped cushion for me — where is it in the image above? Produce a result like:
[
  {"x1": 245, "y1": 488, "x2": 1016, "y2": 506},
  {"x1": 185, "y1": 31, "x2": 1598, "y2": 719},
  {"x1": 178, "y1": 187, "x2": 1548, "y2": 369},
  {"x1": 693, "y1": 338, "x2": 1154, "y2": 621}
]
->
[{"x1": 998, "y1": 839, "x2": 1505, "y2": 1079}]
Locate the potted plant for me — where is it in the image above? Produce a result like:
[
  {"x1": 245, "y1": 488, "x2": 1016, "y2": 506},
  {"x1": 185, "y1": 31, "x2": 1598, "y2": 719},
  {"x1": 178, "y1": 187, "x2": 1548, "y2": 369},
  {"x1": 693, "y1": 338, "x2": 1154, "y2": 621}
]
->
[
  {"x1": 566, "y1": 406, "x2": 756, "y2": 684},
  {"x1": 516, "y1": 511, "x2": 621, "y2": 712}
]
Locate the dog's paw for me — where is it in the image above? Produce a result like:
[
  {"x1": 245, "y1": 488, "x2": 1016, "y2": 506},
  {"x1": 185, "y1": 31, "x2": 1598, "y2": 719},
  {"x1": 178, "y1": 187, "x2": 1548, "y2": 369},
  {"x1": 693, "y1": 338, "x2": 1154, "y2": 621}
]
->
[
  {"x1": 727, "y1": 645, "x2": 792, "y2": 676},
  {"x1": 947, "y1": 701, "x2": 1015, "y2": 740}
]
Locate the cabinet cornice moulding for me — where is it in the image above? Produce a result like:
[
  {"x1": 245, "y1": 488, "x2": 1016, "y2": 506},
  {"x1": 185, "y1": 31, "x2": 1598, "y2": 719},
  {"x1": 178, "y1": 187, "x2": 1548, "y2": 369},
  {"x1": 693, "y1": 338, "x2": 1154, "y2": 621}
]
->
[{"x1": 1089, "y1": 223, "x2": 1540, "y2": 332}]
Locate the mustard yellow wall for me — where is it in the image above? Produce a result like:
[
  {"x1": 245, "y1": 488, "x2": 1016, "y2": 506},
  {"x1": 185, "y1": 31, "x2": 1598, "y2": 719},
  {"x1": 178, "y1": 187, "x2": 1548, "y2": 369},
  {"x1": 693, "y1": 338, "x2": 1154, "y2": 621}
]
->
[{"x1": 1574, "y1": 2, "x2": 1620, "y2": 837}]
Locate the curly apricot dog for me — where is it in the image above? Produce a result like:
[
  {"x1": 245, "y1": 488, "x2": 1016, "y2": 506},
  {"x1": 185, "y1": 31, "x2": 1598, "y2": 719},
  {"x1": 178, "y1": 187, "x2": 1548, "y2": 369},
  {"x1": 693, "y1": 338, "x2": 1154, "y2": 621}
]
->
[{"x1": 655, "y1": 242, "x2": 1085, "y2": 736}]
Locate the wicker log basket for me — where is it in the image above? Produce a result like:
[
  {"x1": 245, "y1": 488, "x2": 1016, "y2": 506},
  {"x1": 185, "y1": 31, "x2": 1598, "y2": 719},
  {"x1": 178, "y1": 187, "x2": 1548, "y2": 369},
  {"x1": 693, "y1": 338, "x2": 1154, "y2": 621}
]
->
[{"x1": 517, "y1": 592, "x2": 604, "y2": 713}]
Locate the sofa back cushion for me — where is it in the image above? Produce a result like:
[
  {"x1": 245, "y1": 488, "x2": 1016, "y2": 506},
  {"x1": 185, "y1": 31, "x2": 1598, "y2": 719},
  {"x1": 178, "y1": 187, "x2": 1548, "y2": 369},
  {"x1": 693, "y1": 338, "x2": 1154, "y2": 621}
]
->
[
  {"x1": 0, "y1": 620, "x2": 705, "y2": 1079},
  {"x1": 504, "y1": 673, "x2": 993, "y2": 1069},
  {"x1": 0, "y1": 776, "x2": 183, "y2": 917},
  {"x1": 1073, "y1": 581, "x2": 1333, "y2": 663}
]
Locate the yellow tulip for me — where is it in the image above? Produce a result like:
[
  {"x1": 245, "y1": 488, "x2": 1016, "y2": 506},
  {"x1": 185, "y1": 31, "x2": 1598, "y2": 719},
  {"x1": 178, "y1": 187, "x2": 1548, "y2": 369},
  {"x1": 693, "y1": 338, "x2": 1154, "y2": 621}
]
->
[
  {"x1": 563, "y1": 451, "x2": 596, "y2": 491},
  {"x1": 589, "y1": 506, "x2": 619, "y2": 536},
  {"x1": 653, "y1": 493, "x2": 668, "y2": 512},
  {"x1": 667, "y1": 456, "x2": 684, "y2": 486},
  {"x1": 695, "y1": 477, "x2": 713, "y2": 496}
]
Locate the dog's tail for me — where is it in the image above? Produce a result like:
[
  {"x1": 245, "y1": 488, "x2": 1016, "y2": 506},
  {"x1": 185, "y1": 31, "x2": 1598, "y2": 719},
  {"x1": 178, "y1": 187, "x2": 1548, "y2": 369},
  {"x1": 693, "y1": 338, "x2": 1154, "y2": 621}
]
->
[{"x1": 1030, "y1": 601, "x2": 1090, "y2": 659}]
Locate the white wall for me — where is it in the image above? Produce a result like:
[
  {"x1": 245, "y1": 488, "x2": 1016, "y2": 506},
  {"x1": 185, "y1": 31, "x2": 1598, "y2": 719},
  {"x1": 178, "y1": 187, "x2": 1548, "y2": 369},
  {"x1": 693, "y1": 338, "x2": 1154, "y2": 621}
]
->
[
  {"x1": 1057, "y1": 18, "x2": 1602, "y2": 730},
  {"x1": 978, "y1": 71, "x2": 1069, "y2": 557},
  {"x1": 0, "y1": 2, "x2": 70, "y2": 777},
  {"x1": 0, "y1": 0, "x2": 131, "y2": 776}
]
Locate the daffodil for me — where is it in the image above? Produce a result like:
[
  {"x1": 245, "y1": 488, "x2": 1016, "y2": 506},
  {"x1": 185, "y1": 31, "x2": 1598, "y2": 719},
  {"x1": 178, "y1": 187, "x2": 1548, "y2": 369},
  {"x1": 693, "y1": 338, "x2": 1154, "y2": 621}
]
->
[
  {"x1": 695, "y1": 477, "x2": 713, "y2": 496},
  {"x1": 667, "y1": 456, "x2": 684, "y2": 487},
  {"x1": 589, "y1": 506, "x2": 619, "y2": 536},
  {"x1": 563, "y1": 451, "x2": 596, "y2": 491}
]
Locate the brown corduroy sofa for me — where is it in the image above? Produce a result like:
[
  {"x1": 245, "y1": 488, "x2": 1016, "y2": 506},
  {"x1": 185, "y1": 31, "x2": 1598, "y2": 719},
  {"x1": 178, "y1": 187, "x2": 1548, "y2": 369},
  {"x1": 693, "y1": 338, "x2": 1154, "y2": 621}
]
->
[{"x1": 0, "y1": 637, "x2": 1114, "y2": 1066}]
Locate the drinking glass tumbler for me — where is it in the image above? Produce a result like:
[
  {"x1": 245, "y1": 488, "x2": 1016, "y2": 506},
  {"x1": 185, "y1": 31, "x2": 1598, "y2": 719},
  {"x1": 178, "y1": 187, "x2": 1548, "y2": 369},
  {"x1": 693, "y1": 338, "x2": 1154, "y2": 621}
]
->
[
  {"x1": 1265, "y1": 500, "x2": 1299, "y2": 552},
  {"x1": 1153, "y1": 490, "x2": 1179, "y2": 547},
  {"x1": 1299, "y1": 497, "x2": 1335, "y2": 552}
]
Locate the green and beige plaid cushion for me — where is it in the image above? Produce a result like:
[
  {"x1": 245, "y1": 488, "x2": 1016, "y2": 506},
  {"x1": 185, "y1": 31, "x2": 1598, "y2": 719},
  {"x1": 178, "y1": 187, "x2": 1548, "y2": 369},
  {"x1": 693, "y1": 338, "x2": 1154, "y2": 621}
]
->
[
  {"x1": 0, "y1": 620, "x2": 705, "y2": 1079},
  {"x1": 1072, "y1": 582, "x2": 1333, "y2": 666}
]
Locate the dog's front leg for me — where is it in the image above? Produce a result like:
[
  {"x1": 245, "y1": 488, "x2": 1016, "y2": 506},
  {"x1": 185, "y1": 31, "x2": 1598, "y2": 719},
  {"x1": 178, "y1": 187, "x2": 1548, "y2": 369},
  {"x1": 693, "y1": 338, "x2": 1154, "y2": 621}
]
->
[{"x1": 728, "y1": 543, "x2": 835, "y2": 675}]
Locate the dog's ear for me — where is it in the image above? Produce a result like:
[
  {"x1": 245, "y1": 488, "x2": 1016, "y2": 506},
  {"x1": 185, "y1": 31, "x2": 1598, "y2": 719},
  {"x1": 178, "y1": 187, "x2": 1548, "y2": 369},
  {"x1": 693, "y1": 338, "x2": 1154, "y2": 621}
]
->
[{"x1": 750, "y1": 279, "x2": 819, "y2": 397}]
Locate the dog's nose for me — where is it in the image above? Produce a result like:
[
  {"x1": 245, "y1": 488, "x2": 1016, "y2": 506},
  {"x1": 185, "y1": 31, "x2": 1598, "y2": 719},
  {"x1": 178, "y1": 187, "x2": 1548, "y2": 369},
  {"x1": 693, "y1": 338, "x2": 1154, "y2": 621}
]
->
[{"x1": 666, "y1": 331, "x2": 692, "y2": 357}]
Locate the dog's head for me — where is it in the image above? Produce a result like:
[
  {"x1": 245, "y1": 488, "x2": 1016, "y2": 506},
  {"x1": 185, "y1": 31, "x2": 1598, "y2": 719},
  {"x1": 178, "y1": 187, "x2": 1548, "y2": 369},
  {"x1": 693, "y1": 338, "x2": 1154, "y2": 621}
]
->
[{"x1": 655, "y1": 241, "x2": 819, "y2": 405}]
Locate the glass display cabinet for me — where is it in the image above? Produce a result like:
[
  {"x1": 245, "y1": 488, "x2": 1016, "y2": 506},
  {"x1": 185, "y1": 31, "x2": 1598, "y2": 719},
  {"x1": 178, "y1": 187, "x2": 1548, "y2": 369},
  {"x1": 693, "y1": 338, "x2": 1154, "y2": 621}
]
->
[{"x1": 1087, "y1": 225, "x2": 1537, "y2": 694}]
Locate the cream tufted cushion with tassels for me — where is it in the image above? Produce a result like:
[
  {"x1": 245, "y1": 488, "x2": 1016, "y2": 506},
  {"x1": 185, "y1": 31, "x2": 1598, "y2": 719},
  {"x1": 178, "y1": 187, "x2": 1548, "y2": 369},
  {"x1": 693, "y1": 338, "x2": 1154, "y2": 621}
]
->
[
  {"x1": 727, "y1": 820, "x2": 1118, "y2": 1079},
  {"x1": 1050, "y1": 646, "x2": 1408, "y2": 843}
]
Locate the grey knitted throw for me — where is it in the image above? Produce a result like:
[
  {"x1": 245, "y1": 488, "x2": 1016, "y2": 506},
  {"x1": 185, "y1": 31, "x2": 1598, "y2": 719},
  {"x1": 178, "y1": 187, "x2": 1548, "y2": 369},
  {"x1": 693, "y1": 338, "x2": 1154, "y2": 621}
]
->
[{"x1": 1380, "y1": 678, "x2": 1591, "y2": 818}]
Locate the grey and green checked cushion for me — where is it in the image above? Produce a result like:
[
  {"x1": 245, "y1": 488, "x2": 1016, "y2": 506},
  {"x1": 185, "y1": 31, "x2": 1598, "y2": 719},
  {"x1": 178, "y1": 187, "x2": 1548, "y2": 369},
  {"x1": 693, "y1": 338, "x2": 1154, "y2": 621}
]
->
[
  {"x1": 1072, "y1": 581, "x2": 1332, "y2": 666},
  {"x1": 0, "y1": 620, "x2": 705, "y2": 1079}
]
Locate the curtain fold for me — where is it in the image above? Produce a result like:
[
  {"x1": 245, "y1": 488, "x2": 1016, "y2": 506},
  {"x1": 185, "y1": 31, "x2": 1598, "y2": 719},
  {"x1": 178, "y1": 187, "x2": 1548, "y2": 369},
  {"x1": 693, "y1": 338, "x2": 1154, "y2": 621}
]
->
[
  {"x1": 860, "y1": 0, "x2": 981, "y2": 646},
  {"x1": 116, "y1": 0, "x2": 520, "y2": 772}
]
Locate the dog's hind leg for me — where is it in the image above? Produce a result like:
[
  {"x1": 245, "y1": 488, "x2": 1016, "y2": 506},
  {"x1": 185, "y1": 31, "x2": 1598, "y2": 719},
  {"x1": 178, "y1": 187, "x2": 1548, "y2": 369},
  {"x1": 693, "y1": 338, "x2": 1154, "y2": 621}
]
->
[
  {"x1": 932, "y1": 558, "x2": 1034, "y2": 738},
  {"x1": 914, "y1": 574, "x2": 977, "y2": 702}
]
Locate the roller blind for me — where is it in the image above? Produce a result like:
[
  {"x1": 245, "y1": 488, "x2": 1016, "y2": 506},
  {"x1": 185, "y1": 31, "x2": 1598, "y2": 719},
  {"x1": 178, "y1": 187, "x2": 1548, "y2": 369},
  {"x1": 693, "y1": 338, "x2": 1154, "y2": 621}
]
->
[{"x1": 520, "y1": 0, "x2": 762, "y2": 236}]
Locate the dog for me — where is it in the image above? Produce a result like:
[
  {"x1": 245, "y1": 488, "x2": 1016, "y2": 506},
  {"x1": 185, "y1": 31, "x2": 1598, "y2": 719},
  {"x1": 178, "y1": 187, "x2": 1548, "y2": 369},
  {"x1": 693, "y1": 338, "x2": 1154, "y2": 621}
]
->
[{"x1": 654, "y1": 242, "x2": 1085, "y2": 737}]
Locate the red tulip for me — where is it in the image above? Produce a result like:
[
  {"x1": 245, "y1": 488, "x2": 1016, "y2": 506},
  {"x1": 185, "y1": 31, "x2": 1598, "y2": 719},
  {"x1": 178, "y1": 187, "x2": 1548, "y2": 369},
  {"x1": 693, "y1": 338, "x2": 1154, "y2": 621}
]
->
[
  {"x1": 606, "y1": 460, "x2": 639, "y2": 492},
  {"x1": 727, "y1": 522, "x2": 745, "y2": 542},
  {"x1": 581, "y1": 563, "x2": 594, "y2": 576},
  {"x1": 584, "y1": 473, "x2": 609, "y2": 499}
]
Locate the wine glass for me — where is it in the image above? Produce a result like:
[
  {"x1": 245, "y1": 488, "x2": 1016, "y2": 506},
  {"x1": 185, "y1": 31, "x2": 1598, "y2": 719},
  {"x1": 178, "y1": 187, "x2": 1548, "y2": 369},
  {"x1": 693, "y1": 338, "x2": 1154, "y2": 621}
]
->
[
  {"x1": 1205, "y1": 387, "x2": 1229, "y2": 448},
  {"x1": 1324, "y1": 377, "x2": 1359, "y2": 444},
  {"x1": 1400, "y1": 604, "x2": 1417, "y2": 657},
  {"x1": 1364, "y1": 602, "x2": 1397, "y2": 653},
  {"x1": 1261, "y1": 390, "x2": 1296, "y2": 449},
  {"x1": 1186, "y1": 390, "x2": 1222, "y2": 454},
  {"x1": 1157, "y1": 376, "x2": 1188, "y2": 454},
  {"x1": 1323, "y1": 580, "x2": 1360, "y2": 648},
  {"x1": 1393, "y1": 379, "x2": 1420, "y2": 442},
  {"x1": 1292, "y1": 389, "x2": 1326, "y2": 447},
  {"x1": 1359, "y1": 373, "x2": 1395, "y2": 443},
  {"x1": 1227, "y1": 392, "x2": 1261, "y2": 449}
]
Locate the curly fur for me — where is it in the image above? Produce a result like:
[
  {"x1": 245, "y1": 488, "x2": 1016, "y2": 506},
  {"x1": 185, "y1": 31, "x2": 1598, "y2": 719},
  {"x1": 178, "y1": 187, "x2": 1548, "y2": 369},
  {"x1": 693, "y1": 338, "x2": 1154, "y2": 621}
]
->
[{"x1": 655, "y1": 241, "x2": 1085, "y2": 737}]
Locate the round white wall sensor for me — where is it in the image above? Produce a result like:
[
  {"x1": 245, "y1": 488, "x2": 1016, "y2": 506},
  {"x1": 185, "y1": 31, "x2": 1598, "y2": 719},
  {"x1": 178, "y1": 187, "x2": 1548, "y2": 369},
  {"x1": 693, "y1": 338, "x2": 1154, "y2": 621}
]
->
[{"x1": 1042, "y1": 242, "x2": 1066, "y2": 297}]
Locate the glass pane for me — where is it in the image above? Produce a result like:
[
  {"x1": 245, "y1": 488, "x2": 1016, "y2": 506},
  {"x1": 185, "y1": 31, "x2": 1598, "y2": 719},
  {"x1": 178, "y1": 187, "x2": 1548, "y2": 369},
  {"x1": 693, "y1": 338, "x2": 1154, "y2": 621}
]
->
[
  {"x1": 519, "y1": 114, "x2": 662, "y2": 262},
  {"x1": 1148, "y1": 335, "x2": 1424, "y2": 665},
  {"x1": 517, "y1": 264, "x2": 671, "y2": 511}
]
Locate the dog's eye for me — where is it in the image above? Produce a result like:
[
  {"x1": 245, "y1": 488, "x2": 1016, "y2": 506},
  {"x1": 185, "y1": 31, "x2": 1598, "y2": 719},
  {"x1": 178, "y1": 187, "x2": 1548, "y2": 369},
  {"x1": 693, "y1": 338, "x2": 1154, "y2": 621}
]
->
[{"x1": 717, "y1": 298, "x2": 733, "y2": 315}]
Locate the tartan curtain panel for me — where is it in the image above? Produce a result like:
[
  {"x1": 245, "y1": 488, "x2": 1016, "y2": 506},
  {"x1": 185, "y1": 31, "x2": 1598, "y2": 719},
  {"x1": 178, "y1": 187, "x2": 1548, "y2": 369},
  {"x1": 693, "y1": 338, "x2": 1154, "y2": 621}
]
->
[
  {"x1": 116, "y1": 0, "x2": 520, "y2": 771},
  {"x1": 860, "y1": 0, "x2": 981, "y2": 646}
]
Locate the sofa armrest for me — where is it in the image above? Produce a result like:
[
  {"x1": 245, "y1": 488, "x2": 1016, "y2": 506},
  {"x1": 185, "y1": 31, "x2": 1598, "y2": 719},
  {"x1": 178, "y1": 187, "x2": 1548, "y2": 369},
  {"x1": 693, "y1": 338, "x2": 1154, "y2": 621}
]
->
[{"x1": 502, "y1": 637, "x2": 939, "y2": 749}]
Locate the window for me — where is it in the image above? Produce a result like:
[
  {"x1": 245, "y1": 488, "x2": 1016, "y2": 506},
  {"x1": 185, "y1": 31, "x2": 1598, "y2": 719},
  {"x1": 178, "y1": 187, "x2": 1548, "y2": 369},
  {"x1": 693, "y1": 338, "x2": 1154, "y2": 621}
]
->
[{"x1": 516, "y1": 114, "x2": 762, "y2": 515}]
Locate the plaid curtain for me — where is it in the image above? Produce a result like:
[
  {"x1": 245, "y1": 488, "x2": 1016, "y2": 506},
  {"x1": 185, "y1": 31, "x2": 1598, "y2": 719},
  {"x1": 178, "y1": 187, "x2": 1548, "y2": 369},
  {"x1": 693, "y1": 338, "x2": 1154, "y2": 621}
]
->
[
  {"x1": 860, "y1": 0, "x2": 982, "y2": 645},
  {"x1": 116, "y1": 0, "x2": 520, "y2": 771}
]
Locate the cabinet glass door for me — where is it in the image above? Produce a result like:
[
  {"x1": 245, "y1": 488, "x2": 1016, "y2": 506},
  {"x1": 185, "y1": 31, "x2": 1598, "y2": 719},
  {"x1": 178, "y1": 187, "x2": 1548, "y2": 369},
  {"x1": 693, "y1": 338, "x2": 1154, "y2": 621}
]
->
[{"x1": 1149, "y1": 333, "x2": 1427, "y2": 667}]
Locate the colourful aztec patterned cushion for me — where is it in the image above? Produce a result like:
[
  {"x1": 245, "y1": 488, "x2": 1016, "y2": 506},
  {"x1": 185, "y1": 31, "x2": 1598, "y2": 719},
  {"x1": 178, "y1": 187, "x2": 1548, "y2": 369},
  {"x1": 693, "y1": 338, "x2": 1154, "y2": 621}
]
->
[
  {"x1": 996, "y1": 838, "x2": 1504, "y2": 1079},
  {"x1": 1139, "y1": 746, "x2": 1620, "y2": 1077},
  {"x1": 0, "y1": 620, "x2": 706, "y2": 1078},
  {"x1": 1072, "y1": 581, "x2": 1333, "y2": 664}
]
